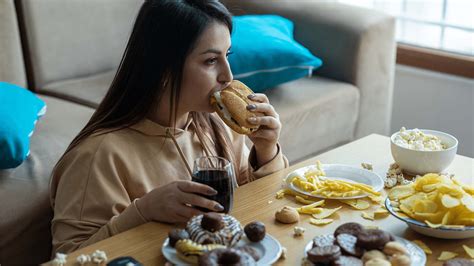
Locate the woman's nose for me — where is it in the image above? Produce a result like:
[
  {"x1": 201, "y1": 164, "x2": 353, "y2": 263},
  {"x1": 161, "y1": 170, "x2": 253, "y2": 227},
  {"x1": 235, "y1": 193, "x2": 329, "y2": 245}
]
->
[{"x1": 218, "y1": 60, "x2": 233, "y2": 87}]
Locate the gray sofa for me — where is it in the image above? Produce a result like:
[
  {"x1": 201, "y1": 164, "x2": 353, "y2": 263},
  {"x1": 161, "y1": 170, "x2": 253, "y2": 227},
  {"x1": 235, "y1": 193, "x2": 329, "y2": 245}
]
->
[{"x1": 0, "y1": 0, "x2": 395, "y2": 264}]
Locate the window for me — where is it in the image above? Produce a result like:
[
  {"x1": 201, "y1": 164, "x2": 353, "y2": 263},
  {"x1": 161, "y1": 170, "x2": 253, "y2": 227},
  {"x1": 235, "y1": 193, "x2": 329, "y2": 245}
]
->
[{"x1": 338, "y1": 0, "x2": 474, "y2": 57}]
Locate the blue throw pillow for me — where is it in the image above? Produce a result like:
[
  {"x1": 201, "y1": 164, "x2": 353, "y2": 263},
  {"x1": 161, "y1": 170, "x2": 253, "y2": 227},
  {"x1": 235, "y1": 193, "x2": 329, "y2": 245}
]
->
[
  {"x1": 0, "y1": 82, "x2": 46, "y2": 169},
  {"x1": 229, "y1": 15, "x2": 323, "y2": 92}
]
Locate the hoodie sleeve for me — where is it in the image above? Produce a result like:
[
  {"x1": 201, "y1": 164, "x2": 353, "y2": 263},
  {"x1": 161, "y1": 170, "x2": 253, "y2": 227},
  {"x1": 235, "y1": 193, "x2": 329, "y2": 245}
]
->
[{"x1": 50, "y1": 135, "x2": 148, "y2": 254}]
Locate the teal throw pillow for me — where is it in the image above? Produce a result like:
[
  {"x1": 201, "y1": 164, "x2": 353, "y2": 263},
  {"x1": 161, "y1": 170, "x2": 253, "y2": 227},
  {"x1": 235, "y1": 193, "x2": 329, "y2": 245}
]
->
[
  {"x1": 229, "y1": 15, "x2": 323, "y2": 92},
  {"x1": 0, "y1": 82, "x2": 46, "y2": 169}
]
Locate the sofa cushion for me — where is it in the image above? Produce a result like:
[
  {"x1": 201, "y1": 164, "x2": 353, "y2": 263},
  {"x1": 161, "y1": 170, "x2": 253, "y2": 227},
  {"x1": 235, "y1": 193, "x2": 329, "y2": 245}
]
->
[
  {"x1": 0, "y1": 82, "x2": 46, "y2": 169},
  {"x1": 0, "y1": 95, "x2": 94, "y2": 265},
  {"x1": 268, "y1": 77, "x2": 360, "y2": 163},
  {"x1": 42, "y1": 70, "x2": 115, "y2": 108},
  {"x1": 230, "y1": 15, "x2": 322, "y2": 92},
  {"x1": 17, "y1": 0, "x2": 142, "y2": 89}
]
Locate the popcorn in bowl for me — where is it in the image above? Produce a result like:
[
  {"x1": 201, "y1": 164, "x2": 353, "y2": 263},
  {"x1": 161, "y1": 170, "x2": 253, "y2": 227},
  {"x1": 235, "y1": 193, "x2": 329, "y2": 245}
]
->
[{"x1": 393, "y1": 127, "x2": 446, "y2": 151}]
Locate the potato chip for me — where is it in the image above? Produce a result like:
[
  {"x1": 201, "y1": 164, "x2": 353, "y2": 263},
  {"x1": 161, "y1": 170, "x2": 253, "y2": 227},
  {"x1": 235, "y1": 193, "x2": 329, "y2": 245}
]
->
[
  {"x1": 389, "y1": 185, "x2": 416, "y2": 201},
  {"x1": 463, "y1": 245, "x2": 474, "y2": 259},
  {"x1": 295, "y1": 195, "x2": 317, "y2": 205},
  {"x1": 309, "y1": 218, "x2": 333, "y2": 226},
  {"x1": 339, "y1": 198, "x2": 371, "y2": 210},
  {"x1": 361, "y1": 212, "x2": 374, "y2": 220},
  {"x1": 395, "y1": 212, "x2": 410, "y2": 219},
  {"x1": 301, "y1": 200, "x2": 325, "y2": 209},
  {"x1": 311, "y1": 206, "x2": 342, "y2": 219},
  {"x1": 364, "y1": 225, "x2": 379, "y2": 230},
  {"x1": 367, "y1": 195, "x2": 383, "y2": 204},
  {"x1": 441, "y1": 194, "x2": 461, "y2": 208},
  {"x1": 461, "y1": 194, "x2": 474, "y2": 212},
  {"x1": 296, "y1": 207, "x2": 323, "y2": 215},
  {"x1": 412, "y1": 240, "x2": 432, "y2": 255},
  {"x1": 275, "y1": 189, "x2": 285, "y2": 199},
  {"x1": 425, "y1": 220, "x2": 443, "y2": 228},
  {"x1": 437, "y1": 251, "x2": 458, "y2": 261},
  {"x1": 374, "y1": 208, "x2": 389, "y2": 219}
]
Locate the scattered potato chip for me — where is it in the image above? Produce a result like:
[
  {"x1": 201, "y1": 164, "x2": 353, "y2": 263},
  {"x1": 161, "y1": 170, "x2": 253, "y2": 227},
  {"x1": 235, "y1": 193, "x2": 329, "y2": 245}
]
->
[
  {"x1": 339, "y1": 198, "x2": 371, "y2": 210},
  {"x1": 275, "y1": 189, "x2": 285, "y2": 199},
  {"x1": 311, "y1": 207, "x2": 342, "y2": 219},
  {"x1": 412, "y1": 240, "x2": 432, "y2": 254},
  {"x1": 463, "y1": 245, "x2": 474, "y2": 259},
  {"x1": 368, "y1": 194, "x2": 383, "y2": 204},
  {"x1": 361, "y1": 212, "x2": 374, "y2": 220},
  {"x1": 374, "y1": 208, "x2": 389, "y2": 219},
  {"x1": 437, "y1": 251, "x2": 458, "y2": 261},
  {"x1": 309, "y1": 218, "x2": 333, "y2": 226},
  {"x1": 364, "y1": 225, "x2": 379, "y2": 230},
  {"x1": 295, "y1": 195, "x2": 316, "y2": 205}
]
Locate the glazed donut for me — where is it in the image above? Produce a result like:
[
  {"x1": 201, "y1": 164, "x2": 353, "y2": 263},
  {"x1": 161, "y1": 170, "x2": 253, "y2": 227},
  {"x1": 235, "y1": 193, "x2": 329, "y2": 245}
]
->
[{"x1": 198, "y1": 248, "x2": 256, "y2": 266}]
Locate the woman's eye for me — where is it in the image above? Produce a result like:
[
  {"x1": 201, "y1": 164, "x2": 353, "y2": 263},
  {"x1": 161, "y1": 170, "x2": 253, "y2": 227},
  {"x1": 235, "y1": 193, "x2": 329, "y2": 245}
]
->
[{"x1": 206, "y1": 58, "x2": 218, "y2": 65}]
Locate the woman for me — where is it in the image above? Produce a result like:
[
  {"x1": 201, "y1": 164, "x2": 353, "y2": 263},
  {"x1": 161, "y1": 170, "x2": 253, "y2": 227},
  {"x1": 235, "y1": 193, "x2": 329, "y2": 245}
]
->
[{"x1": 50, "y1": 0, "x2": 288, "y2": 254}]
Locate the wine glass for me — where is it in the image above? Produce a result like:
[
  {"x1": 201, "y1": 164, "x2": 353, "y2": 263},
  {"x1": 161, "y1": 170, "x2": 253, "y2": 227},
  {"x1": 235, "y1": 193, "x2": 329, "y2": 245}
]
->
[{"x1": 192, "y1": 156, "x2": 236, "y2": 213}]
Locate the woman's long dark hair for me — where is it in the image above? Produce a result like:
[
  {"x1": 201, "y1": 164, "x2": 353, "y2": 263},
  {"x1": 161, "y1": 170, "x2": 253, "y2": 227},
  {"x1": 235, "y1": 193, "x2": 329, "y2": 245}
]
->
[{"x1": 55, "y1": 0, "x2": 243, "y2": 182}]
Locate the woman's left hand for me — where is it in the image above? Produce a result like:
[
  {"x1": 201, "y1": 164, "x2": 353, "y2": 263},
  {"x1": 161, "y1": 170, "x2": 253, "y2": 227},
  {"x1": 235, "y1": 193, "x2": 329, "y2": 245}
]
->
[{"x1": 246, "y1": 93, "x2": 281, "y2": 166}]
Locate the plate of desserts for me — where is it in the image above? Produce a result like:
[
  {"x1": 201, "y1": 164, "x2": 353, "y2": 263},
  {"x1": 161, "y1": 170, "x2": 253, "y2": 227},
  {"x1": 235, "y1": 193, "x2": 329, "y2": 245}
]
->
[
  {"x1": 162, "y1": 212, "x2": 282, "y2": 265},
  {"x1": 284, "y1": 163, "x2": 384, "y2": 199},
  {"x1": 302, "y1": 222, "x2": 426, "y2": 266}
]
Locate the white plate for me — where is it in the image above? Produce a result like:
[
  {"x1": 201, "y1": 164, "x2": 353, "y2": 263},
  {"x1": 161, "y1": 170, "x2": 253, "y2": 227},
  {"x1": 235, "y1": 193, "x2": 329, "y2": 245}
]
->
[
  {"x1": 303, "y1": 235, "x2": 426, "y2": 266},
  {"x1": 385, "y1": 198, "x2": 474, "y2": 239},
  {"x1": 162, "y1": 234, "x2": 282, "y2": 265},
  {"x1": 284, "y1": 164, "x2": 384, "y2": 199}
]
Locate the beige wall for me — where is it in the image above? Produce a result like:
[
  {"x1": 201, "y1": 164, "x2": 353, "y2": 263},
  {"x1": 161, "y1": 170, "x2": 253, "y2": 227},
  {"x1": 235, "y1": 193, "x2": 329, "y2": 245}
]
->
[{"x1": 391, "y1": 65, "x2": 474, "y2": 157}]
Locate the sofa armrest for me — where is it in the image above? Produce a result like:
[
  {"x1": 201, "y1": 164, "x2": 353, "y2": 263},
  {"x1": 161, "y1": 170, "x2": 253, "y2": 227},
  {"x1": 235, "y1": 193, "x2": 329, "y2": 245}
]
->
[
  {"x1": 0, "y1": 0, "x2": 27, "y2": 87},
  {"x1": 224, "y1": 0, "x2": 397, "y2": 138}
]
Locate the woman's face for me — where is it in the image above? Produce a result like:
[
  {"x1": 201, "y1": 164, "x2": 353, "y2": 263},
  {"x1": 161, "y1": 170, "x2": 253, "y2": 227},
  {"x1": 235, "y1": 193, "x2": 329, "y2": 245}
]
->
[{"x1": 180, "y1": 21, "x2": 233, "y2": 113}]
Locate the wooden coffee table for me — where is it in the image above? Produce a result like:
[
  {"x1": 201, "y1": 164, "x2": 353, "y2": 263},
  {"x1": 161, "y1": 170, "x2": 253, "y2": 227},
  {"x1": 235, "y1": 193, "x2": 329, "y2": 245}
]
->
[{"x1": 43, "y1": 134, "x2": 473, "y2": 265}]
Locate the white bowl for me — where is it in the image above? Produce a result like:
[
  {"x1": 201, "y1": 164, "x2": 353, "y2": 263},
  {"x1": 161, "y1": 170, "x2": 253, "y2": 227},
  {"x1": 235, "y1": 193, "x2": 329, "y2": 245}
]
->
[
  {"x1": 385, "y1": 198, "x2": 474, "y2": 239},
  {"x1": 390, "y1": 129, "x2": 458, "y2": 175}
]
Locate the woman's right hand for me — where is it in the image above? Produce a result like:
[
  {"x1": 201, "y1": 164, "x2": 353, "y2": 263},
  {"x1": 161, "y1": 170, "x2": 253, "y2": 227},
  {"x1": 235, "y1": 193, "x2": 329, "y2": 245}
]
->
[{"x1": 136, "y1": 180, "x2": 224, "y2": 223}]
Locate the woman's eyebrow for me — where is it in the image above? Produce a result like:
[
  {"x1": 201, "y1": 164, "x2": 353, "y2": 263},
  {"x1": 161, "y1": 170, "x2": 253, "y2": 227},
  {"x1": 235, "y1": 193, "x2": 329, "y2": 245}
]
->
[
  {"x1": 200, "y1": 48, "x2": 222, "y2": 55},
  {"x1": 200, "y1": 47, "x2": 232, "y2": 55}
]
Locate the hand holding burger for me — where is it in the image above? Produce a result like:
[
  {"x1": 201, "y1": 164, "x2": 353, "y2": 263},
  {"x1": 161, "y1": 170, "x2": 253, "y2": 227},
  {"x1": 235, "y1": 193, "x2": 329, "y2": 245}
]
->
[{"x1": 210, "y1": 80, "x2": 281, "y2": 166}]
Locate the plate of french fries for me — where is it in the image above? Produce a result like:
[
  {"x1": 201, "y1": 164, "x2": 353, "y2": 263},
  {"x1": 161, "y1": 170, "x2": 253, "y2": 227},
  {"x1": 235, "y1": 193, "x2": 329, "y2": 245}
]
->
[{"x1": 284, "y1": 162, "x2": 384, "y2": 200}]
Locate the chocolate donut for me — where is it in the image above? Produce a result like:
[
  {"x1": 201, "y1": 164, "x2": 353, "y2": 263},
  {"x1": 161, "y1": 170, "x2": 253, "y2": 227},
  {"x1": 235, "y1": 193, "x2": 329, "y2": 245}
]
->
[
  {"x1": 187, "y1": 214, "x2": 243, "y2": 247},
  {"x1": 356, "y1": 229, "x2": 391, "y2": 250},
  {"x1": 443, "y1": 258, "x2": 474, "y2": 266},
  {"x1": 168, "y1": 229, "x2": 190, "y2": 247},
  {"x1": 306, "y1": 245, "x2": 341, "y2": 264},
  {"x1": 244, "y1": 221, "x2": 266, "y2": 242},
  {"x1": 334, "y1": 222, "x2": 364, "y2": 237},
  {"x1": 198, "y1": 248, "x2": 256, "y2": 266},
  {"x1": 336, "y1": 233, "x2": 364, "y2": 257}
]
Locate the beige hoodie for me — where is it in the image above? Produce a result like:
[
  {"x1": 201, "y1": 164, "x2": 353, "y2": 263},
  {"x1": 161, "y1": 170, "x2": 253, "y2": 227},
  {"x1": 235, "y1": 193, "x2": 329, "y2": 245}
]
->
[{"x1": 50, "y1": 115, "x2": 288, "y2": 254}]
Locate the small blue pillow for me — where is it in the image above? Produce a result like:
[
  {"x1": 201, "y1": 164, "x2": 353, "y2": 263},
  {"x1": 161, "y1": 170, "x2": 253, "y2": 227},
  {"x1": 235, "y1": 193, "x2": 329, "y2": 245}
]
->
[
  {"x1": 0, "y1": 82, "x2": 46, "y2": 169},
  {"x1": 229, "y1": 15, "x2": 323, "y2": 92}
]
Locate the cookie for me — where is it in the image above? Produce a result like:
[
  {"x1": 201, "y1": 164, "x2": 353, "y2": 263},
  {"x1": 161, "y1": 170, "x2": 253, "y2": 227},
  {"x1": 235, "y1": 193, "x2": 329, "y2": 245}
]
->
[
  {"x1": 201, "y1": 213, "x2": 224, "y2": 232},
  {"x1": 332, "y1": 255, "x2": 363, "y2": 266},
  {"x1": 390, "y1": 253, "x2": 411, "y2": 266},
  {"x1": 356, "y1": 229, "x2": 391, "y2": 250},
  {"x1": 383, "y1": 241, "x2": 409, "y2": 256},
  {"x1": 443, "y1": 258, "x2": 474, "y2": 266},
  {"x1": 306, "y1": 245, "x2": 341, "y2": 264},
  {"x1": 168, "y1": 229, "x2": 190, "y2": 247},
  {"x1": 336, "y1": 233, "x2": 364, "y2": 257},
  {"x1": 365, "y1": 258, "x2": 391, "y2": 266},
  {"x1": 334, "y1": 222, "x2": 364, "y2": 237},
  {"x1": 362, "y1": 250, "x2": 387, "y2": 263},
  {"x1": 312, "y1": 234, "x2": 335, "y2": 248}
]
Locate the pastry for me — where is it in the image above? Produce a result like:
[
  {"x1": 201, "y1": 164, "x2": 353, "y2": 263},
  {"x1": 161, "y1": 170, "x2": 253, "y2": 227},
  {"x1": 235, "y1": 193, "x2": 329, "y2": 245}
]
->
[
  {"x1": 362, "y1": 250, "x2": 387, "y2": 262},
  {"x1": 275, "y1": 206, "x2": 299, "y2": 224},
  {"x1": 383, "y1": 241, "x2": 409, "y2": 256},
  {"x1": 236, "y1": 246, "x2": 261, "y2": 261},
  {"x1": 390, "y1": 253, "x2": 411, "y2": 266},
  {"x1": 336, "y1": 233, "x2": 364, "y2": 257},
  {"x1": 443, "y1": 258, "x2": 474, "y2": 266},
  {"x1": 365, "y1": 258, "x2": 392, "y2": 266},
  {"x1": 175, "y1": 239, "x2": 225, "y2": 264},
  {"x1": 198, "y1": 248, "x2": 256, "y2": 266},
  {"x1": 356, "y1": 229, "x2": 391, "y2": 250},
  {"x1": 168, "y1": 229, "x2": 190, "y2": 247},
  {"x1": 332, "y1": 255, "x2": 363, "y2": 266},
  {"x1": 312, "y1": 234, "x2": 335, "y2": 248},
  {"x1": 334, "y1": 222, "x2": 364, "y2": 237},
  {"x1": 244, "y1": 221, "x2": 266, "y2": 242},
  {"x1": 306, "y1": 245, "x2": 341, "y2": 264},
  {"x1": 186, "y1": 213, "x2": 243, "y2": 247}
]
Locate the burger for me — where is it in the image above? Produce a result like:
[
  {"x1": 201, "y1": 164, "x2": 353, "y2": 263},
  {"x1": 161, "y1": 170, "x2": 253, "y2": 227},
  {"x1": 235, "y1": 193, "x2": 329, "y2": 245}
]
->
[{"x1": 210, "y1": 80, "x2": 262, "y2": 135}]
